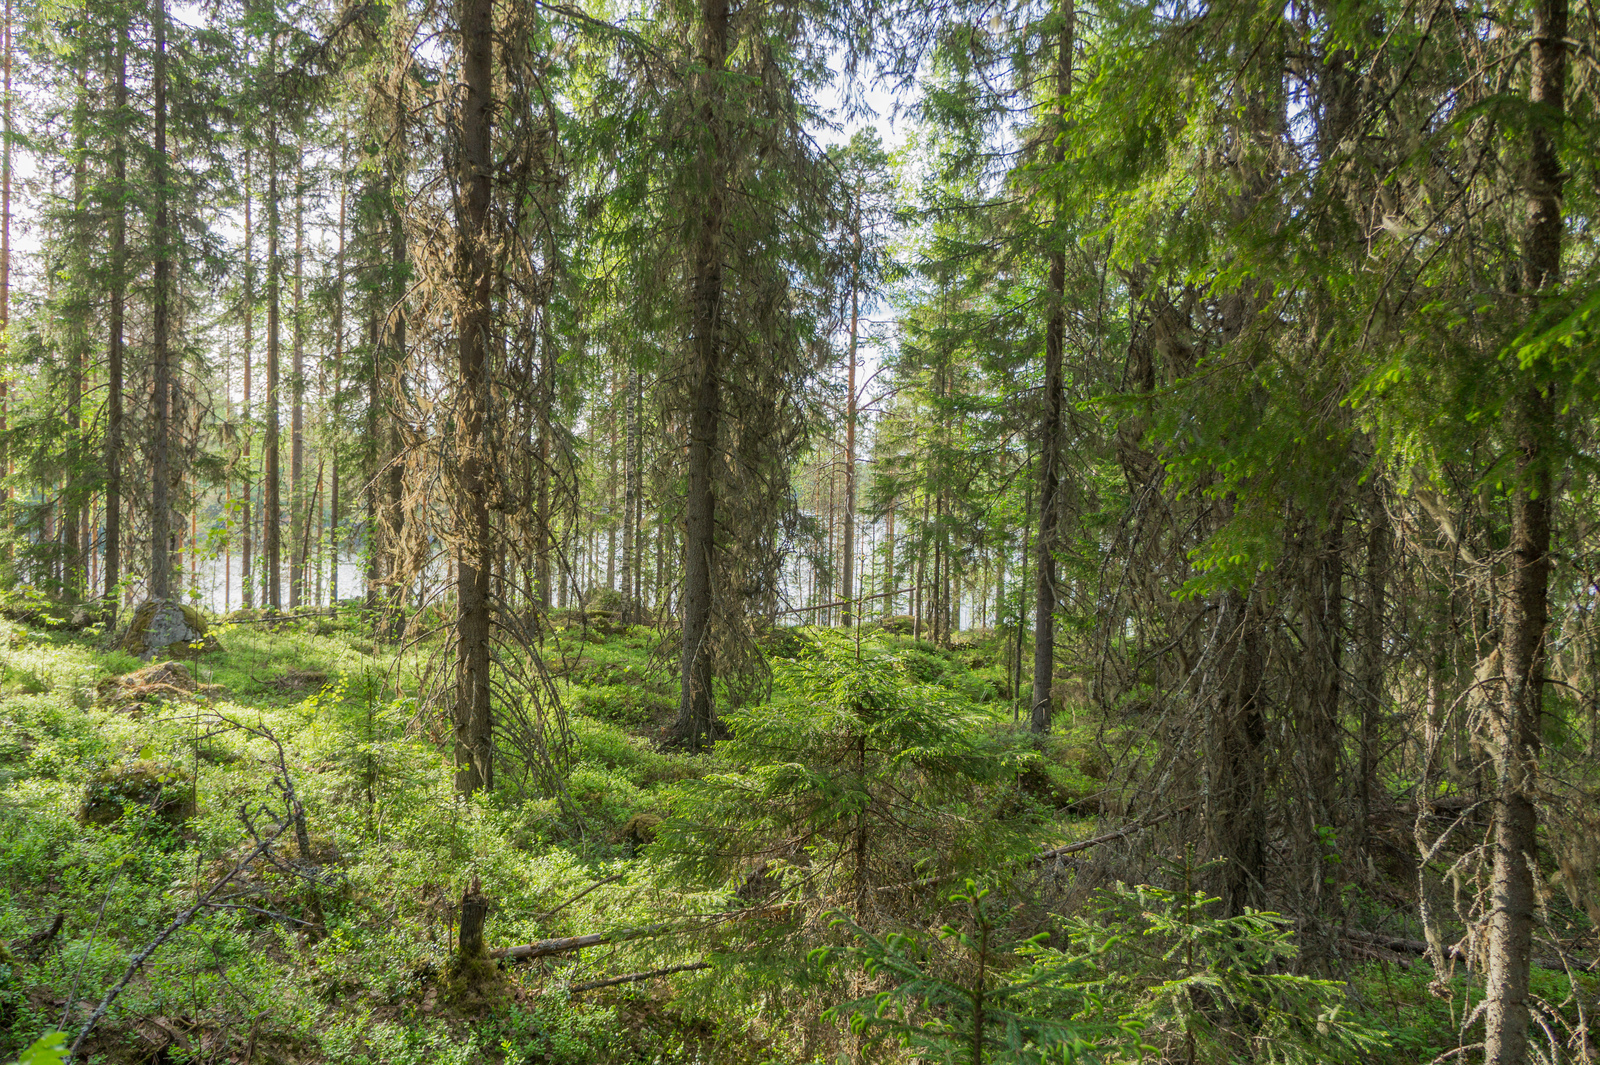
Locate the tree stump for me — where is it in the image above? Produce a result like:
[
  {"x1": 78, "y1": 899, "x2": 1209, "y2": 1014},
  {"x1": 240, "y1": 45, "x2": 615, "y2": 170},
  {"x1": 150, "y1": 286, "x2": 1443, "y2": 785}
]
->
[
  {"x1": 458, "y1": 877, "x2": 488, "y2": 962},
  {"x1": 446, "y1": 876, "x2": 505, "y2": 1009}
]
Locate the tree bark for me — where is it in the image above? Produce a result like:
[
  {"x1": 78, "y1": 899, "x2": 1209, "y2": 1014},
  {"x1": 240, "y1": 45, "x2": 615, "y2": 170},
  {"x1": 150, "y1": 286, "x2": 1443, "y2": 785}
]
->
[
  {"x1": 534, "y1": 337, "x2": 553, "y2": 610},
  {"x1": 842, "y1": 227, "x2": 859, "y2": 627},
  {"x1": 1031, "y1": 0, "x2": 1072, "y2": 733},
  {"x1": 149, "y1": 0, "x2": 173, "y2": 601},
  {"x1": 454, "y1": 878, "x2": 490, "y2": 972},
  {"x1": 0, "y1": 0, "x2": 10, "y2": 516},
  {"x1": 242, "y1": 153, "x2": 255, "y2": 609},
  {"x1": 673, "y1": 0, "x2": 731, "y2": 751},
  {"x1": 1214, "y1": 585, "x2": 1267, "y2": 916},
  {"x1": 452, "y1": 0, "x2": 496, "y2": 795},
  {"x1": 621, "y1": 366, "x2": 640, "y2": 623},
  {"x1": 364, "y1": 308, "x2": 381, "y2": 613},
  {"x1": 1355, "y1": 481, "x2": 1387, "y2": 849},
  {"x1": 265, "y1": 99, "x2": 284, "y2": 611},
  {"x1": 330, "y1": 163, "x2": 346, "y2": 609},
  {"x1": 381, "y1": 187, "x2": 407, "y2": 627},
  {"x1": 103, "y1": 26, "x2": 128, "y2": 613},
  {"x1": 290, "y1": 169, "x2": 306, "y2": 609},
  {"x1": 1484, "y1": 1, "x2": 1565, "y2": 1058},
  {"x1": 65, "y1": 47, "x2": 89, "y2": 600}
]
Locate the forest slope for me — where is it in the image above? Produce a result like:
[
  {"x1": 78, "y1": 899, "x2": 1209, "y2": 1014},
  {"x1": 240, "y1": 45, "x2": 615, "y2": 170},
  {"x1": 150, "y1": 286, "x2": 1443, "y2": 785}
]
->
[{"x1": 0, "y1": 609, "x2": 1549, "y2": 1064}]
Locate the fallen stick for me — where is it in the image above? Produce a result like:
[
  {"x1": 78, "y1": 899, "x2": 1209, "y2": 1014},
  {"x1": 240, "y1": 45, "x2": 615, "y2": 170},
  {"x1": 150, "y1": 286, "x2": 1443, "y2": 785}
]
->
[
  {"x1": 69, "y1": 826, "x2": 286, "y2": 1061},
  {"x1": 493, "y1": 923, "x2": 672, "y2": 962},
  {"x1": 1033, "y1": 806, "x2": 1191, "y2": 864},
  {"x1": 536, "y1": 873, "x2": 625, "y2": 925},
  {"x1": 569, "y1": 962, "x2": 711, "y2": 993}
]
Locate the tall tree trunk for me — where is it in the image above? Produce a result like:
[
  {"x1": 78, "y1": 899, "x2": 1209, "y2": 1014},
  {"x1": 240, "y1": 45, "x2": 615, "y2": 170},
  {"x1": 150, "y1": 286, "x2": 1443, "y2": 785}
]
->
[
  {"x1": 534, "y1": 340, "x2": 553, "y2": 610},
  {"x1": 65, "y1": 46, "x2": 89, "y2": 600},
  {"x1": 381, "y1": 190, "x2": 407, "y2": 625},
  {"x1": 290, "y1": 169, "x2": 305, "y2": 609},
  {"x1": 883, "y1": 499, "x2": 895, "y2": 616},
  {"x1": 364, "y1": 309, "x2": 381, "y2": 612},
  {"x1": 673, "y1": 0, "x2": 730, "y2": 750},
  {"x1": 606, "y1": 420, "x2": 618, "y2": 590},
  {"x1": 242, "y1": 153, "x2": 255, "y2": 608},
  {"x1": 842, "y1": 234, "x2": 859, "y2": 627},
  {"x1": 1297, "y1": 502, "x2": 1344, "y2": 911},
  {"x1": 103, "y1": 27, "x2": 128, "y2": 612},
  {"x1": 452, "y1": 0, "x2": 496, "y2": 795},
  {"x1": 0, "y1": 0, "x2": 11, "y2": 515},
  {"x1": 1355, "y1": 480, "x2": 1387, "y2": 848},
  {"x1": 620, "y1": 365, "x2": 639, "y2": 623},
  {"x1": 148, "y1": 0, "x2": 173, "y2": 601},
  {"x1": 1484, "y1": 1, "x2": 1565, "y2": 1059},
  {"x1": 1214, "y1": 584, "x2": 1267, "y2": 916},
  {"x1": 330, "y1": 160, "x2": 346, "y2": 609},
  {"x1": 1031, "y1": 0, "x2": 1072, "y2": 733},
  {"x1": 264, "y1": 108, "x2": 284, "y2": 611}
]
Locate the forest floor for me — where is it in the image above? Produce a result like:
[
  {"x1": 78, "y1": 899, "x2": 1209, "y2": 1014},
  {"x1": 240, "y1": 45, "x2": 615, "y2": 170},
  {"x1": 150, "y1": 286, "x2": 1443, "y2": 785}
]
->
[{"x1": 0, "y1": 607, "x2": 1547, "y2": 1064}]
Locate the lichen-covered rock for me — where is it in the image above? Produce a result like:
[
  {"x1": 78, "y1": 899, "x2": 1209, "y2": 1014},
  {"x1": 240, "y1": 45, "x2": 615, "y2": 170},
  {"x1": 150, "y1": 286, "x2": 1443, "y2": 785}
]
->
[
  {"x1": 79, "y1": 760, "x2": 195, "y2": 827},
  {"x1": 119, "y1": 600, "x2": 221, "y2": 660}
]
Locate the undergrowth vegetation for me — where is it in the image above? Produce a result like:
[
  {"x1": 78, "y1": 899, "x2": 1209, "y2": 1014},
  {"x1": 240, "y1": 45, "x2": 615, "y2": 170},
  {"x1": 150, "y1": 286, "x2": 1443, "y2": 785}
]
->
[{"x1": 0, "y1": 612, "x2": 1508, "y2": 1063}]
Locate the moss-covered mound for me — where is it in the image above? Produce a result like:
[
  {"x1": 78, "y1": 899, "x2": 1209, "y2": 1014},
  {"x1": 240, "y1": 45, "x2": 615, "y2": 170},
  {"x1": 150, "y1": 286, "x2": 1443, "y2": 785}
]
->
[{"x1": 79, "y1": 759, "x2": 195, "y2": 827}]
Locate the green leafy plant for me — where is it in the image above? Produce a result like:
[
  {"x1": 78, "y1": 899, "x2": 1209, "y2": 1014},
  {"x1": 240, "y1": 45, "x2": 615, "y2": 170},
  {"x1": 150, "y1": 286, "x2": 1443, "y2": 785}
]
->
[{"x1": 8, "y1": 1032, "x2": 66, "y2": 1065}]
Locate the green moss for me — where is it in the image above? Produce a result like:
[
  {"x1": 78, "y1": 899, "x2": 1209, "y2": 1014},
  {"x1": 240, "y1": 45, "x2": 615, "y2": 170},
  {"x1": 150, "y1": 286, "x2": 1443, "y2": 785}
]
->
[{"x1": 79, "y1": 759, "x2": 194, "y2": 827}]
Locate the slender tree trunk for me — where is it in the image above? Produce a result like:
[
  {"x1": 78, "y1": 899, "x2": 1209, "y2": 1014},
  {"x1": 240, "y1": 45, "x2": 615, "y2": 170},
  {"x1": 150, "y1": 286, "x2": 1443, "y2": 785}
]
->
[
  {"x1": 265, "y1": 108, "x2": 283, "y2": 611},
  {"x1": 330, "y1": 154, "x2": 346, "y2": 609},
  {"x1": 149, "y1": 0, "x2": 172, "y2": 601},
  {"x1": 0, "y1": 0, "x2": 11, "y2": 514},
  {"x1": 1355, "y1": 481, "x2": 1386, "y2": 848},
  {"x1": 673, "y1": 0, "x2": 730, "y2": 750},
  {"x1": 620, "y1": 366, "x2": 639, "y2": 623},
  {"x1": 885, "y1": 500, "x2": 896, "y2": 616},
  {"x1": 1032, "y1": 0, "x2": 1072, "y2": 733},
  {"x1": 452, "y1": 0, "x2": 496, "y2": 795},
  {"x1": 1297, "y1": 503, "x2": 1344, "y2": 910},
  {"x1": 65, "y1": 49, "x2": 89, "y2": 600},
  {"x1": 103, "y1": 28, "x2": 128, "y2": 612},
  {"x1": 242, "y1": 154, "x2": 255, "y2": 608},
  {"x1": 606, "y1": 424, "x2": 618, "y2": 590},
  {"x1": 1215, "y1": 584, "x2": 1267, "y2": 916},
  {"x1": 1484, "y1": 1, "x2": 1565, "y2": 1059},
  {"x1": 364, "y1": 309, "x2": 381, "y2": 612},
  {"x1": 290, "y1": 169, "x2": 305, "y2": 609},
  {"x1": 842, "y1": 245, "x2": 859, "y2": 626},
  {"x1": 382, "y1": 192, "x2": 407, "y2": 626},
  {"x1": 534, "y1": 353, "x2": 553, "y2": 609},
  {"x1": 914, "y1": 489, "x2": 927, "y2": 639}
]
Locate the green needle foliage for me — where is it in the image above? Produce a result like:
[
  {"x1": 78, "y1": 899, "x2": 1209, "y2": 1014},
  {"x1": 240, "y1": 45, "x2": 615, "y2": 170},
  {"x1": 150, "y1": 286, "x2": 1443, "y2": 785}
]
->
[
  {"x1": 657, "y1": 630, "x2": 1034, "y2": 899},
  {"x1": 822, "y1": 881, "x2": 1388, "y2": 1064},
  {"x1": 820, "y1": 884, "x2": 1139, "y2": 1064}
]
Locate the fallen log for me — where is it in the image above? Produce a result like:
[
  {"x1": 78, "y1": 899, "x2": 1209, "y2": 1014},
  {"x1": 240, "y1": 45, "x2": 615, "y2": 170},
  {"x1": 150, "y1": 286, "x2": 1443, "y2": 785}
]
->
[{"x1": 1341, "y1": 929, "x2": 1583, "y2": 973}]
